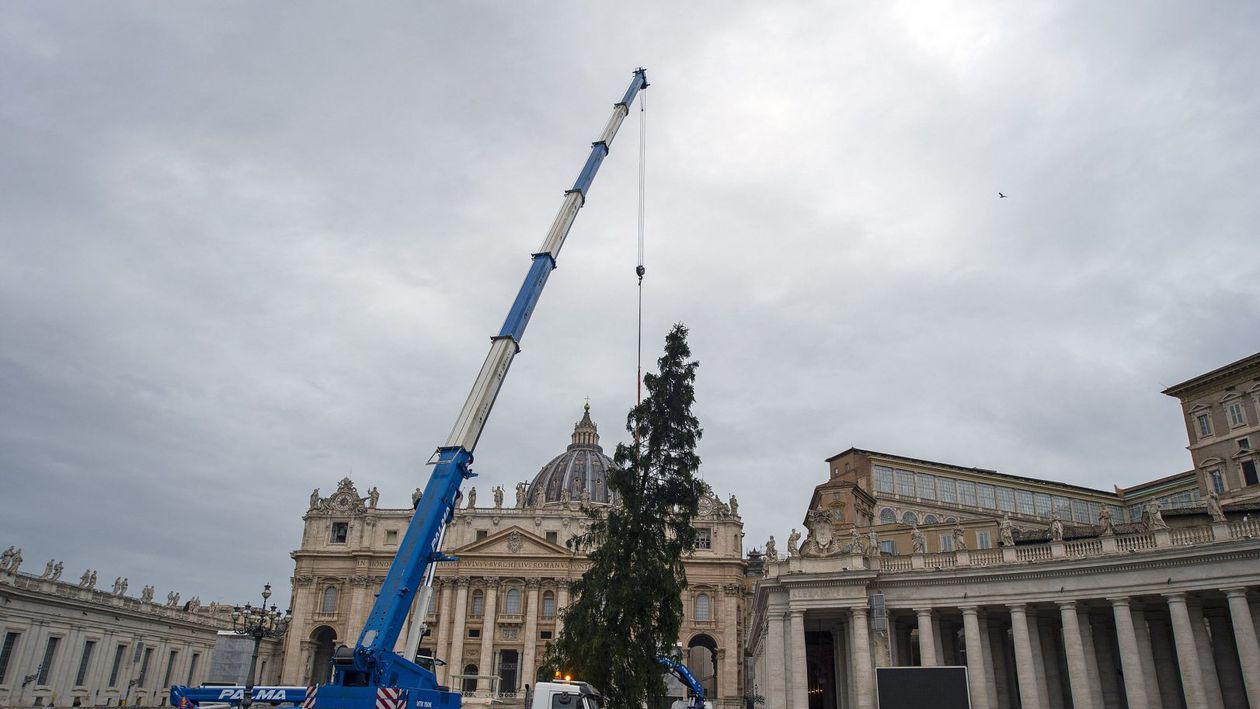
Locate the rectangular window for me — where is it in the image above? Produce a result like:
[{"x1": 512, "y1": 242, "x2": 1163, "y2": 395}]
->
[
  {"x1": 108, "y1": 644, "x2": 127, "y2": 687},
  {"x1": 468, "y1": 628, "x2": 481, "y2": 638},
  {"x1": 1239, "y1": 438, "x2": 1252, "y2": 451},
  {"x1": 162, "y1": 650, "x2": 178, "y2": 689},
  {"x1": 1034, "y1": 494, "x2": 1053, "y2": 518},
  {"x1": 76, "y1": 640, "x2": 97, "y2": 686},
  {"x1": 1052, "y1": 496, "x2": 1071, "y2": 518},
  {"x1": 895, "y1": 470, "x2": 915, "y2": 497},
  {"x1": 937, "y1": 478, "x2": 957, "y2": 504},
  {"x1": 879, "y1": 540, "x2": 895, "y2": 555},
  {"x1": 1210, "y1": 470, "x2": 1225, "y2": 494},
  {"x1": 540, "y1": 630, "x2": 553, "y2": 640},
  {"x1": 1197, "y1": 413, "x2": 1213, "y2": 437},
  {"x1": 915, "y1": 473, "x2": 936, "y2": 500},
  {"x1": 1071, "y1": 499, "x2": 1090, "y2": 523},
  {"x1": 1015, "y1": 490, "x2": 1034, "y2": 516},
  {"x1": 37, "y1": 636, "x2": 60, "y2": 685},
  {"x1": 1108, "y1": 505, "x2": 1125, "y2": 522},
  {"x1": 1243, "y1": 460, "x2": 1259, "y2": 487},
  {"x1": 545, "y1": 531, "x2": 558, "y2": 545},
  {"x1": 384, "y1": 530, "x2": 399, "y2": 545},
  {"x1": 475, "y1": 530, "x2": 488, "y2": 541},
  {"x1": 330, "y1": 522, "x2": 349, "y2": 544},
  {"x1": 958, "y1": 481, "x2": 977, "y2": 507},
  {"x1": 939, "y1": 534, "x2": 954, "y2": 552},
  {"x1": 1128, "y1": 506, "x2": 1143, "y2": 523},
  {"x1": 697, "y1": 528, "x2": 712, "y2": 550},
  {"x1": 977, "y1": 484, "x2": 996, "y2": 509},
  {"x1": 995, "y1": 487, "x2": 1016, "y2": 513},
  {"x1": 975, "y1": 531, "x2": 992, "y2": 549},
  {"x1": 1229, "y1": 403, "x2": 1246, "y2": 427},
  {"x1": 186, "y1": 654, "x2": 199, "y2": 685},
  {"x1": 138, "y1": 647, "x2": 153, "y2": 687},
  {"x1": 0, "y1": 632, "x2": 19, "y2": 684},
  {"x1": 1086, "y1": 502, "x2": 1102, "y2": 523},
  {"x1": 874, "y1": 466, "x2": 894, "y2": 494}
]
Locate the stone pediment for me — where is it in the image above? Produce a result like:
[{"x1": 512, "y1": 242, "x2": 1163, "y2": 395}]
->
[{"x1": 451, "y1": 527, "x2": 571, "y2": 557}]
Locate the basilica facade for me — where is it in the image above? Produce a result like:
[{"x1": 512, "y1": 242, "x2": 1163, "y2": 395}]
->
[
  {"x1": 280, "y1": 406, "x2": 750, "y2": 708},
  {"x1": 747, "y1": 352, "x2": 1260, "y2": 709}
]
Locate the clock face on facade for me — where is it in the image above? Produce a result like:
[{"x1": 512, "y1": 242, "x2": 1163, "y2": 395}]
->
[
  {"x1": 336, "y1": 495, "x2": 352, "y2": 510},
  {"x1": 699, "y1": 497, "x2": 714, "y2": 516}
]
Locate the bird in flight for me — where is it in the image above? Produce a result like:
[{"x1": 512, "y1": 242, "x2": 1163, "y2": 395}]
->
[{"x1": 998, "y1": 192, "x2": 1008, "y2": 198}]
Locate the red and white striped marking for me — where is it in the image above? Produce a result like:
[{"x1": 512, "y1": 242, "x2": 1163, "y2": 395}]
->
[
  {"x1": 302, "y1": 686, "x2": 318, "y2": 709},
  {"x1": 376, "y1": 687, "x2": 407, "y2": 709}
]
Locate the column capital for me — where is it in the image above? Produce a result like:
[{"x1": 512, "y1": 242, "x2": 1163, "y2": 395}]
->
[
  {"x1": 1222, "y1": 587, "x2": 1251, "y2": 599},
  {"x1": 959, "y1": 605, "x2": 980, "y2": 616},
  {"x1": 1056, "y1": 600, "x2": 1077, "y2": 610},
  {"x1": 525, "y1": 578, "x2": 541, "y2": 589},
  {"x1": 790, "y1": 608, "x2": 805, "y2": 619},
  {"x1": 1106, "y1": 596, "x2": 1132, "y2": 607},
  {"x1": 1006, "y1": 602, "x2": 1027, "y2": 613},
  {"x1": 914, "y1": 607, "x2": 934, "y2": 617},
  {"x1": 1162, "y1": 591, "x2": 1188, "y2": 603},
  {"x1": 455, "y1": 576, "x2": 471, "y2": 588},
  {"x1": 851, "y1": 605, "x2": 869, "y2": 618}
]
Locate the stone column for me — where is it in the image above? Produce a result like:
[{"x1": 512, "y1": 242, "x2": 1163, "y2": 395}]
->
[
  {"x1": 447, "y1": 579, "x2": 470, "y2": 688},
  {"x1": 932, "y1": 617, "x2": 945, "y2": 664},
  {"x1": 850, "y1": 606, "x2": 874, "y2": 709},
  {"x1": 1008, "y1": 605, "x2": 1042, "y2": 709},
  {"x1": 432, "y1": 580, "x2": 454, "y2": 685},
  {"x1": 521, "y1": 580, "x2": 540, "y2": 693},
  {"x1": 1187, "y1": 599, "x2": 1224, "y2": 708},
  {"x1": 790, "y1": 611, "x2": 808, "y2": 709},
  {"x1": 766, "y1": 611, "x2": 788, "y2": 709},
  {"x1": 1076, "y1": 610, "x2": 1104, "y2": 709},
  {"x1": 478, "y1": 579, "x2": 500, "y2": 691},
  {"x1": 1108, "y1": 597, "x2": 1150, "y2": 709},
  {"x1": 1057, "y1": 601, "x2": 1095, "y2": 709},
  {"x1": 723, "y1": 585, "x2": 741, "y2": 703},
  {"x1": 556, "y1": 583, "x2": 570, "y2": 636},
  {"x1": 1147, "y1": 612, "x2": 1182, "y2": 709},
  {"x1": 915, "y1": 609, "x2": 938, "y2": 666},
  {"x1": 960, "y1": 606, "x2": 991, "y2": 709},
  {"x1": 1206, "y1": 609, "x2": 1247, "y2": 709},
  {"x1": 1164, "y1": 592, "x2": 1207, "y2": 709},
  {"x1": 1025, "y1": 612, "x2": 1050, "y2": 708},
  {"x1": 977, "y1": 613, "x2": 999, "y2": 709},
  {"x1": 1225, "y1": 588, "x2": 1260, "y2": 709}
]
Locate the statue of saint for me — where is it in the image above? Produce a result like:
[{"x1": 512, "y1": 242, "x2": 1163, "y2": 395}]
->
[
  {"x1": 466, "y1": 487, "x2": 477, "y2": 509},
  {"x1": 367, "y1": 487, "x2": 380, "y2": 509},
  {"x1": 412, "y1": 488, "x2": 423, "y2": 507},
  {"x1": 309, "y1": 488, "x2": 321, "y2": 509},
  {"x1": 911, "y1": 523, "x2": 926, "y2": 553},
  {"x1": 516, "y1": 482, "x2": 527, "y2": 508},
  {"x1": 786, "y1": 529, "x2": 801, "y2": 557},
  {"x1": 729, "y1": 495, "x2": 739, "y2": 517},
  {"x1": 1049, "y1": 513, "x2": 1065, "y2": 542},
  {"x1": 765, "y1": 536, "x2": 778, "y2": 561},
  {"x1": 1145, "y1": 500, "x2": 1168, "y2": 530},
  {"x1": 51, "y1": 561, "x2": 63, "y2": 581},
  {"x1": 952, "y1": 524, "x2": 968, "y2": 551},
  {"x1": 1207, "y1": 491, "x2": 1226, "y2": 523},
  {"x1": 41, "y1": 559, "x2": 54, "y2": 579},
  {"x1": 1098, "y1": 506, "x2": 1115, "y2": 536},
  {"x1": 999, "y1": 514, "x2": 1016, "y2": 547},
  {"x1": 493, "y1": 485, "x2": 504, "y2": 509}
]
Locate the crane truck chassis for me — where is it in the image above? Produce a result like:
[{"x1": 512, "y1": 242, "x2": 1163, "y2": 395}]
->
[{"x1": 171, "y1": 68, "x2": 648, "y2": 709}]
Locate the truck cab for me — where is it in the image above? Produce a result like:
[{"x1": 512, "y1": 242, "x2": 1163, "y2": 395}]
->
[{"x1": 530, "y1": 681, "x2": 603, "y2": 709}]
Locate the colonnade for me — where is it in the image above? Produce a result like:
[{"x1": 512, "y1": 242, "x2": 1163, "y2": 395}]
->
[{"x1": 767, "y1": 586, "x2": 1260, "y2": 709}]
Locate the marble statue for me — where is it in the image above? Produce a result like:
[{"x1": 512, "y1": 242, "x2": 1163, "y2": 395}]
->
[
  {"x1": 561, "y1": 486, "x2": 571, "y2": 504},
  {"x1": 729, "y1": 495, "x2": 739, "y2": 517},
  {"x1": 79, "y1": 570, "x2": 92, "y2": 588},
  {"x1": 310, "y1": 488, "x2": 321, "y2": 509},
  {"x1": 112, "y1": 577, "x2": 123, "y2": 594},
  {"x1": 141, "y1": 585, "x2": 155, "y2": 603},
  {"x1": 1050, "y1": 513, "x2": 1065, "y2": 542},
  {"x1": 51, "y1": 561, "x2": 63, "y2": 581},
  {"x1": 0, "y1": 546, "x2": 13, "y2": 571},
  {"x1": 1207, "y1": 491, "x2": 1226, "y2": 523},
  {"x1": 867, "y1": 531, "x2": 880, "y2": 557},
  {"x1": 41, "y1": 559, "x2": 55, "y2": 579},
  {"x1": 412, "y1": 488, "x2": 423, "y2": 507},
  {"x1": 119, "y1": 578, "x2": 128, "y2": 594},
  {"x1": 786, "y1": 529, "x2": 801, "y2": 557},
  {"x1": 466, "y1": 487, "x2": 477, "y2": 509},
  {"x1": 6, "y1": 548, "x2": 21, "y2": 574},
  {"x1": 579, "y1": 488, "x2": 590, "y2": 504},
  {"x1": 493, "y1": 485, "x2": 504, "y2": 509},
  {"x1": 89, "y1": 570, "x2": 96, "y2": 587},
  {"x1": 1145, "y1": 500, "x2": 1168, "y2": 530},
  {"x1": 188, "y1": 596, "x2": 201, "y2": 612},
  {"x1": 765, "y1": 536, "x2": 778, "y2": 561},
  {"x1": 1000, "y1": 514, "x2": 1016, "y2": 547},
  {"x1": 166, "y1": 591, "x2": 180, "y2": 607},
  {"x1": 1098, "y1": 506, "x2": 1115, "y2": 536},
  {"x1": 367, "y1": 487, "x2": 380, "y2": 509},
  {"x1": 911, "y1": 523, "x2": 926, "y2": 554},
  {"x1": 952, "y1": 524, "x2": 968, "y2": 551},
  {"x1": 516, "y1": 482, "x2": 527, "y2": 508}
]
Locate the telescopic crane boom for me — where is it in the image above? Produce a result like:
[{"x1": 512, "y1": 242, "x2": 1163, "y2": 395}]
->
[{"x1": 317, "y1": 69, "x2": 648, "y2": 709}]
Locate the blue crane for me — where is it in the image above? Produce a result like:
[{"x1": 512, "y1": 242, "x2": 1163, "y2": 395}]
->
[
  {"x1": 656, "y1": 656, "x2": 706, "y2": 709},
  {"x1": 172, "y1": 68, "x2": 649, "y2": 709}
]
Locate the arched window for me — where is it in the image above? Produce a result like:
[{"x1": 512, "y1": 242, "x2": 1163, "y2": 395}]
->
[
  {"x1": 902, "y1": 511, "x2": 918, "y2": 526},
  {"x1": 542, "y1": 591, "x2": 555, "y2": 619},
  {"x1": 470, "y1": 590, "x2": 485, "y2": 617},
  {"x1": 505, "y1": 587, "x2": 522, "y2": 615},
  {"x1": 879, "y1": 508, "x2": 897, "y2": 525},
  {"x1": 461, "y1": 665, "x2": 478, "y2": 693},
  {"x1": 694, "y1": 593, "x2": 712, "y2": 621},
  {"x1": 923, "y1": 514, "x2": 939, "y2": 525},
  {"x1": 945, "y1": 517, "x2": 958, "y2": 524},
  {"x1": 321, "y1": 586, "x2": 338, "y2": 614}
]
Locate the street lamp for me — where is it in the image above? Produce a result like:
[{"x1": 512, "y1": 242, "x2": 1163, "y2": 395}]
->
[{"x1": 232, "y1": 583, "x2": 291, "y2": 709}]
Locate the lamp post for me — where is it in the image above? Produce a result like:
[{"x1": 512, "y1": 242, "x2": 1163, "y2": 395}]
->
[{"x1": 232, "y1": 583, "x2": 291, "y2": 709}]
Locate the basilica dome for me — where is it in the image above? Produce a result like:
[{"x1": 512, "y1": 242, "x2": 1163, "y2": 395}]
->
[{"x1": 527, "y1": 404, "x2": 619, "y2": 506}]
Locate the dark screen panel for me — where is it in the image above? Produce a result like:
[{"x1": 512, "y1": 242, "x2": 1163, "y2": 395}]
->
[{"x1": 874, "y1": 666, "x2": 970, "y2": 709}]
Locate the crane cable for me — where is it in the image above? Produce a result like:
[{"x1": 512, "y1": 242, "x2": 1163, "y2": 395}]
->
[{"x1": 635, "y1": 89, "x2": 647, "y2": 412}]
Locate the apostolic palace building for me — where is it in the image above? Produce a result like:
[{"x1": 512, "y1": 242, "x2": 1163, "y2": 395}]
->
[{"x1": 748, "y1": 351, "x2": 1260, "y2": 709}]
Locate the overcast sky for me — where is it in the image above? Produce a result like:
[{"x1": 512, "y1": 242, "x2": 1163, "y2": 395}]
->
[{"x1": 2, "y1": 2, "x2": 1258, "y2": 606}]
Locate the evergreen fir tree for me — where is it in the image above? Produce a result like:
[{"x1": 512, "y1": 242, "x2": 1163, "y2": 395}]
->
[{"x1": 541, "y1": 324, "x2": 705, "y2": 708}]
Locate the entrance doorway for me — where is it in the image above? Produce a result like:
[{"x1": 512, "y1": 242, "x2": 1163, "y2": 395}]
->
[
  {"x1": 309, "y1": 626, "x2": 336, "y2": 685},
  {"x1": 687, "y1": 635, "x2": 718, "y2": 699},
  {"x1": 498, "y1": 650, "x2": 519, "y2": 693}
]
